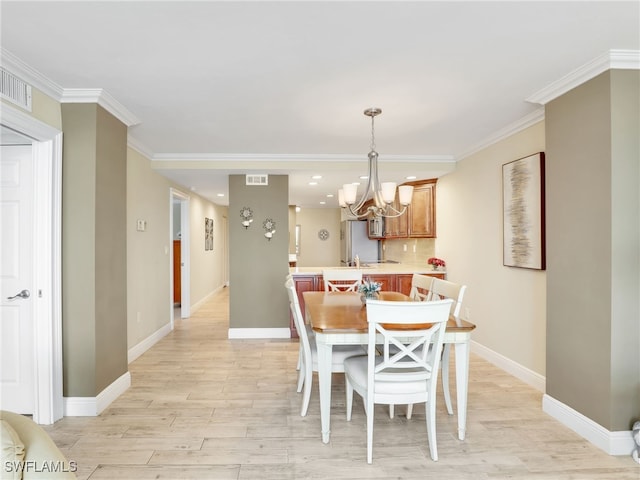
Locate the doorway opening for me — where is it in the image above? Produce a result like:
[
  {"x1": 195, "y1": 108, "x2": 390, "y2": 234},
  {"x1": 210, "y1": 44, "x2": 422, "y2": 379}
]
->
[
  {"x1": 170, "y1": 188, "x2": 190, "y2": 328},
  {"x1": 0, "y1": 106, "x2": 63, "y2": 424}
]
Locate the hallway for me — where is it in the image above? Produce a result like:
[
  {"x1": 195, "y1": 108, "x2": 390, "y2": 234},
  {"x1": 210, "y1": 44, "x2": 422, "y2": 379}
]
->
[{"x1": 43, "y1": 287, "x2": 637, "y2": 479}]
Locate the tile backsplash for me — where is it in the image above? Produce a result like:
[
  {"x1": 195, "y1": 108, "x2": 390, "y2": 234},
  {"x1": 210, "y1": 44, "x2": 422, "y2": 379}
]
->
[{"x1": 382, "y1": 238, "x2": 436, "y2": 266}]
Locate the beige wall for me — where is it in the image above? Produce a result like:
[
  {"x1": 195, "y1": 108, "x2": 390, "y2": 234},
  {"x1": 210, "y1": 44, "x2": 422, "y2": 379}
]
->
[
  {"x1": 546, "y1": 70, "x2": 639, "y2": 431},
  {"x1": 126, "y1": 147, "x2": 173, "y2": 348},
  {"x1": 127, "y1": 147, "x2": 228, "y2": 348},
  {"x1": 437, "y1": 122, "x2": 547, "y2": 376},
  {"x1": 95, "y1": 106, "x2": 129, "y2": 393},
  {"x1": 61, "y1": 103, "x2": 128, "y2": 396},
  {"x1": 187, "y1": 193, "x2": 228, "y2": 305},
  {"x1": 228, "y1": 175, "x2": 290, "y2": 329},
  {"x1": 296, "y1": 208, "x2": 341, "y2": 267}
]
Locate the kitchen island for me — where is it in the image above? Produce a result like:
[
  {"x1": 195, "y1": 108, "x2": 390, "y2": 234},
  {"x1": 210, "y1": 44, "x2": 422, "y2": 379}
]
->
[{"x1": 288, "y1": 264, "x2": 445, "y2": 338}]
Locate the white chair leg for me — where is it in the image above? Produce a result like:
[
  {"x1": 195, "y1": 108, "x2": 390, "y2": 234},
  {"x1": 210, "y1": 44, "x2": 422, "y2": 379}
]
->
[
  {"x1": 426, "y1": 399, "x2": 438, "y2": 461},
  {"x1": 442, "y1": 344, "x2": 453, "y2": 415},
  {"x1": 389, "y1": 404, "x2": 394, "y2": 419},
  {"x1": 300, "y1": 362, "x2": 313, "y2": 416},
  {"x1": 366, "y1": 396, "x2": 374, "y2": 464},
  {"x1": 407, "y1": 403, "x2": 413, "y2": 419}
]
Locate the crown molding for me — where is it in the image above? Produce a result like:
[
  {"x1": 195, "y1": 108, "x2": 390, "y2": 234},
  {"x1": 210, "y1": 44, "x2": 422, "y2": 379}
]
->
[
  {"x1": 1, "y1": 49, "x2": 140, "y2": 127},
  {"x1": 456, "y1": 107, "x2": 545, "y2": 161},
  {"x1": 60, "y1": 88, "x2": 140, "y2": 126},
  {"x1": 526, "y1": 49, "x2": 640, "y2": 105},
  {"x1": 0, "y1": 48, "x2": 64, "y2": 100},
  {"x1": 127, "y1": 135, "x2": 155, "y2": 159},
  {"x1": 151, "y1": 152, "x2": 455, "y2": 163}
]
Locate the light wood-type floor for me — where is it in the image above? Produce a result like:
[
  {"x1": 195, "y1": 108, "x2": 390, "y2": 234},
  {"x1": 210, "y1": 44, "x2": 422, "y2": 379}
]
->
[{"x1": 43, "y1": 287, "x2": 638, "y2": 479}]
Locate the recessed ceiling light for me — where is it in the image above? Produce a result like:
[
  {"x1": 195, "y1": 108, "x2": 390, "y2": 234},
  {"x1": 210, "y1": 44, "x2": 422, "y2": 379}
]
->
[
  {"x1": 311, "y1": 175, "x2": 322, "y2": 179},
  {"x1": 217, "y1": 193, "x2": 225, "y2": 197},
  {"x1": 309, "y1": 181, "x2": 318, "y2": 186},
  {"x1": 359, "y1": 175, "x2": 368, "y2": 180},
  {"x1": 406, "y1": 175, "x2": 417, "y2": 180},
  {"x1": 319, "y1": 201, "x2": 326, "y2": 205},
  {"x1": 326, "y1": 194, "x2": 334, "y2": 198},
  {"x1": 352, "y1": 182, "x2": 360, "y2": 186}
]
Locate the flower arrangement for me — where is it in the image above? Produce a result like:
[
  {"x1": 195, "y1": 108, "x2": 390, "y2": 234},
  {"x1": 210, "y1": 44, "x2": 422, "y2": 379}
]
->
[
  {"x1": 427, "y1": 257, "x2": 446, "y2": 269},
  {"x1": 358, "y1": 279, "x2": 382, "y2": 297}
]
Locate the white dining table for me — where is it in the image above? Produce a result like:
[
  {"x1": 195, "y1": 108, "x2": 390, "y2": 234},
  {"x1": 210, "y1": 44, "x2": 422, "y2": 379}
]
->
[{"x1": 303, "y1": 290, "x2": 476, "y2": 444}]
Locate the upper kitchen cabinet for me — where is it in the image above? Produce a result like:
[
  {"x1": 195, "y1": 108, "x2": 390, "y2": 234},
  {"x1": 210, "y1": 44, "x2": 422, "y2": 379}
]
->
[
  {"x1": 358, "y1": 179, "x2": 437, "y2": 239},
  {"x1": 407, "y1": 179, "x2": 436, "y2": 238},
  {"x1": 383, "y1": 194, "x2": 408, "y2": 238}
]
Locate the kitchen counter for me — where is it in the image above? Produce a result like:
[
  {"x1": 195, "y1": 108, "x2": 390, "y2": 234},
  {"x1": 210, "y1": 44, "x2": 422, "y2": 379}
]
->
[{"x1": 289, "y1": 263, "x2": 445, "y2": 276}]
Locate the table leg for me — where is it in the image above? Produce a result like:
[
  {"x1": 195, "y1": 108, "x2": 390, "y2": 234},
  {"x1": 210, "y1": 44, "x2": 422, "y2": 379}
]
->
[
  {"x1": 316, "y1": 341, "x2": 333, "y2": 444},
  {"x1": 454, "y1": 341, "x2": 470, "y2": 440}
]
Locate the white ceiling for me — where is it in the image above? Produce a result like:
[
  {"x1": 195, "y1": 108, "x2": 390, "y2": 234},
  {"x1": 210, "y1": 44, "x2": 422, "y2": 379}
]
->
[{"x1": 1, "y1": 1, "x2": 638, "y2": 208}]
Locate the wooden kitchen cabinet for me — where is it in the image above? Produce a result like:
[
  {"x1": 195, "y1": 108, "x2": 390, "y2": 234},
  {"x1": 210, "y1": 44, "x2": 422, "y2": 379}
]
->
[
  {"x1": 357, "y1": 180, "x2": 436, "y2": 239},
  {"x1": 173, "y1": 240, "x2": 181, "y2": 304},
  {"x1": 395, "y1": 274, "x2": 414, "y2": 296},
  {"x1": 383, "y1": 195, "x2": 409, "y2": 238},
  {"x1": 364, "y1": 273, "x2": 396, "y2": 292},
  {"x1": 408, "y1": 180, "x2": 436, "y2": 238},
  {"x1": 396, "y1": 272, "x2": 445, "y2": 296}
]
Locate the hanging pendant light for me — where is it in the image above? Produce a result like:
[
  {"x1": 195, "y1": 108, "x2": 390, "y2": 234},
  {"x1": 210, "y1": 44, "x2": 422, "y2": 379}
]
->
[{"x1": 339, "y1": 108, "x2": 413, "y2": 218}]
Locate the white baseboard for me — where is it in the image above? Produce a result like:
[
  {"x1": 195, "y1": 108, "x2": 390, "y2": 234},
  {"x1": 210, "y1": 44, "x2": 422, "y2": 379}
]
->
[
  {"x1": 64, "y1": 371, "x2": 131, "y2": 416},
  {"x1": 543, "y1": 394, "x2": 635, "y2": 456},
  {"x1": 228, "y1": 328, "x2": 291, "y2": 339},
  {"x1": 128, "y1": 323, "x2": 172, "y2": 364},
  {"x1": 191, "y1": 285, "x2": 225, "y2": 314},
  {"x1": 470, "y1": 340, "x2": 546, "y2": 392}
]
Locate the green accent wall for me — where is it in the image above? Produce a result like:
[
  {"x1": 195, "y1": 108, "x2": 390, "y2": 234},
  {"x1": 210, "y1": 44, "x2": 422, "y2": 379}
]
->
[
  {"x1": 546, "y1": 70, "x2": 640, "y2": 431},
  {"x1": 61, "y1": 104, "x2": 128, "y2": 397}
]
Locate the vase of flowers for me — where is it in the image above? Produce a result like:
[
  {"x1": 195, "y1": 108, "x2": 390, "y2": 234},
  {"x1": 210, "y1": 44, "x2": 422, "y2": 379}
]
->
[
  {"x1": 427, "y1": 257, "x2": 446, "y2": 270},
  {"x1": 358, "y1": 279, "x2": 382, "y2": 305}
]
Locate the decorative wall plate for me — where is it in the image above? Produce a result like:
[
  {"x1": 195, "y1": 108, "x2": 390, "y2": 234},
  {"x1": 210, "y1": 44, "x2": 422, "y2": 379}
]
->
[
  {"x1": 318, "y1": 228, "x2": 330, "y2": 241},
  {"x1": 240, "y1": 207, "x2": 253, "y2": 219}
]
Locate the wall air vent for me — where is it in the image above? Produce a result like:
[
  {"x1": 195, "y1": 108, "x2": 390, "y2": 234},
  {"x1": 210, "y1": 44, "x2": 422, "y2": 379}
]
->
[
  {"x1": 0, "y1": 68, "x2": 32, "y2": 112},
  {"x1": 246, "y1": 174, "x2": 268, "y2": 186}
]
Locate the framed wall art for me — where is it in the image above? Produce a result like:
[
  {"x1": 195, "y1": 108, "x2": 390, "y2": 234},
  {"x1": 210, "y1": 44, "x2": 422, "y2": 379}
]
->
[
  {"x1": 502, "y1": 152, "x2": 545, "y2": 270},
  {"x1": 205, "y1": 217, "x2": 214, "y2": 251}
]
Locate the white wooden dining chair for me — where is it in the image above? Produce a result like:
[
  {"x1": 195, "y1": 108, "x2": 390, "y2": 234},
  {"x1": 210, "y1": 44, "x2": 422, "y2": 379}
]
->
[
  {"x1": 400, "y1": 276, "x2": 467, "y2": 419},
  {"x1": 322, "y1": 269, "x2": 363, "y2": 292},
  {"x1": 408, "y1": 273, "x2": 433, "y2": 301},
  {"x1": 285, "y1": 279, "x2": 364, "y2": 416},
  {"x1": 344, "y1": 298, "x2": 453, "y2": 463},
  {"x1": 286, "y1": 274, "x2": 306, "y2": 374},
  {"x1": 424, "y1": 277, "x2": 466, "y2": 415}
]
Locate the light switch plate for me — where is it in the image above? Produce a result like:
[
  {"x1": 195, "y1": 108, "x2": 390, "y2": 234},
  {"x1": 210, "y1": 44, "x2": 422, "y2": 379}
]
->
[{"x1": 136, "y1": 219, "x2": 146, "y2": 232}]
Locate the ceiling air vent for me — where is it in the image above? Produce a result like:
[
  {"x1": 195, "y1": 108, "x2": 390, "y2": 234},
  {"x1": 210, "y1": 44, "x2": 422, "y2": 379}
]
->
[
  {"x1": 246, "y1": 174, "x2": 268, "y2": 186},
  {"x1": 0, "y1": 68, "x2": 32, "y2": 112}
]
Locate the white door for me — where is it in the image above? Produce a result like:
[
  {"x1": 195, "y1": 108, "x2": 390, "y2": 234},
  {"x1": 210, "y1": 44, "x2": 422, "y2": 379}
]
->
[{"x1": 0, "y1": 144, "x2": 35, "y2": 413}]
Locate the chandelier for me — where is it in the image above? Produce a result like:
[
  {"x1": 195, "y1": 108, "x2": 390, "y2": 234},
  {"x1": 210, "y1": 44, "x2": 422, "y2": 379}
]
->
[{"x1": 338, "y1": 108, "x2": 413, "y2": 218}]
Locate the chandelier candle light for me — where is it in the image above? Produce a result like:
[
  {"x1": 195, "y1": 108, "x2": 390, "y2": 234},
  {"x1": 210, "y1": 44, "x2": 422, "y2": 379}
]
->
[{"x1": 339, "y1": 108, "x2": 413, "y2": 218}]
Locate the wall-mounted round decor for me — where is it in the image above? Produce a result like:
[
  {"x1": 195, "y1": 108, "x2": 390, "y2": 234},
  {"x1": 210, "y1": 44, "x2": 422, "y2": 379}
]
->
[{"x1": 318, "y1": 228, "x2": 330, "y2": 241}]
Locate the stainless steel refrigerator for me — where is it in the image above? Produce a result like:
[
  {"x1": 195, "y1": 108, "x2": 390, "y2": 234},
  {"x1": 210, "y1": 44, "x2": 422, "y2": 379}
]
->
[{"x1": 340, "y1": 220, "x2": 381, "y2": 266}]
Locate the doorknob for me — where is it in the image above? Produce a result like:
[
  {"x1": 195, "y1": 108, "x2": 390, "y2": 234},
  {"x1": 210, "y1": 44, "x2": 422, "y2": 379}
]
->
[{"x1": 7, "y1": 289, "x2": 30, "y2": 300}]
